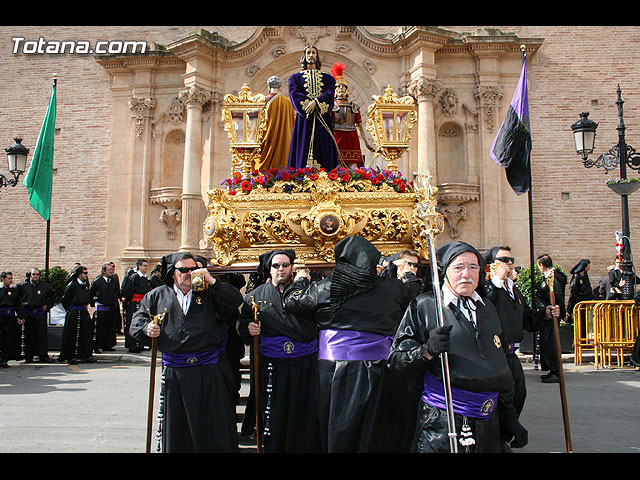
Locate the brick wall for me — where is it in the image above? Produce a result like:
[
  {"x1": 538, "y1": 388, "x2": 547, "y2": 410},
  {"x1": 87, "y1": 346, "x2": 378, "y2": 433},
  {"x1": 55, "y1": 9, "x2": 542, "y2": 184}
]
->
[{"x1": 1, "y1": 25, "x2": 639, "y2": 296}]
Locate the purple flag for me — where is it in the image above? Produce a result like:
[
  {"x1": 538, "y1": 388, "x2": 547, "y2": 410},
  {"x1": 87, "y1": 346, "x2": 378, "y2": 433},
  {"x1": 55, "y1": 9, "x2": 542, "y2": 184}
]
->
[{"x1": 489, "y1": 54, "x2": 531, "y2": 195}]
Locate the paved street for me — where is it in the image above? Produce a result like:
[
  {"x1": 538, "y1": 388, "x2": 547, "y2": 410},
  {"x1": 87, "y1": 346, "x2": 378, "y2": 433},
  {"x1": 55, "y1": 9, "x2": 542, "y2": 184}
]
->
[{"x1": 0, "y1": 336, "x2": 638, "y2": 453}]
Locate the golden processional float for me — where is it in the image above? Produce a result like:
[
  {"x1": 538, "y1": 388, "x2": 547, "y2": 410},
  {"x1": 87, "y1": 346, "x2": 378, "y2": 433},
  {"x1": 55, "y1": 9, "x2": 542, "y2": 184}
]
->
[{"x1": 203, "y1": 83, "x2": 444, "y2": 270}]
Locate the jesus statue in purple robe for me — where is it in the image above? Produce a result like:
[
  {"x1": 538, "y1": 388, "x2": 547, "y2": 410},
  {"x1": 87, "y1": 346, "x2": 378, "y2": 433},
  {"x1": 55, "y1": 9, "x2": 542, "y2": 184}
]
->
[{"x1": 287, "y1": 45, "x2": 340, "y2": 171}]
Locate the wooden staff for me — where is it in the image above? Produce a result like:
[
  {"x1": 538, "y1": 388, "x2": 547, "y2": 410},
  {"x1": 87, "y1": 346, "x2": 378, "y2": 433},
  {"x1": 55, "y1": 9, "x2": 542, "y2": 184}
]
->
[
  {"x1": 146, "y1": 308, "x2": 166, "y2": 454},
  {"x1": 251, "y1": 296, "x2": 264, "y2": 453},
  {"x1": 548, "y1": 271, "x2": 573, "y2": 453}
]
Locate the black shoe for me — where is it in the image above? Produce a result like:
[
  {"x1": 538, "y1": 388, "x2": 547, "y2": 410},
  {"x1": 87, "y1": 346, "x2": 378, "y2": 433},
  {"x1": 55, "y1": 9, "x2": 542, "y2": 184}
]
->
[
  {"x1": 0, "y1": 362, "x2": 10, "y2": 368},
  {"x1": 24, "y1": 358, "x2": 34, "y2": 364},
  {"x1": 103, "y1": 348, "x2": 115, "y2": 352},
  {"x1": 68, "y1": 358, "x2": 79, "y2": 365},
  {"x1": 128, "y1": 348, "x2": 142, "y2": 353},
  {"x1": 94, "y1": 348, "x2": 102, "y2": 354},
  {"x1": 541, "y1": 373, "x2": 559, "y2": 383}
]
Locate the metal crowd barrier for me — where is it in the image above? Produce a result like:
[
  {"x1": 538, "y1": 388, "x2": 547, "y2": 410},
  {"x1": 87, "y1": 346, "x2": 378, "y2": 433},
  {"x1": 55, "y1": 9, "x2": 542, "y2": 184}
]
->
[{"x1": 573, "y1": 300, "x2": 640, "y2": 368}]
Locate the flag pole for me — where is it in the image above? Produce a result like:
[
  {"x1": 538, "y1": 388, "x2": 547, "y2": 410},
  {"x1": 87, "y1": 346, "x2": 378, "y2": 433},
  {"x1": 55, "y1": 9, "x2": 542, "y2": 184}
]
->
[
  {"x1": 45, "y1": 74, "x2": 56, "y2": 283},
  {"x1": 520, "y1": 45, "x2": 538, "y2": 329}
]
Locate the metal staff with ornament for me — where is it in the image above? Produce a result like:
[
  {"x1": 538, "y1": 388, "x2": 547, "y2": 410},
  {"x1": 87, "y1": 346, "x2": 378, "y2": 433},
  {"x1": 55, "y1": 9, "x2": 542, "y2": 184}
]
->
[
  {"x1": 250, "y1": 296, "x2": 266, "y2": 453},
  {"x1": 414, "y1": 172, "x2": 459, "y2": 453}
]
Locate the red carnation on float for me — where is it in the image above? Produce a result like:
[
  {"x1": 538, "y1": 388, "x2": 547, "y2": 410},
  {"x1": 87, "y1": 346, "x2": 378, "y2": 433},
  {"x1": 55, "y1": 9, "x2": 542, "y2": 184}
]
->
[
  {"x1": 240, "y1": 180, "x2": 252, "y2": 192},
  {"x1": 328, "y1": 172, "x2": 339, "y2": 180}
]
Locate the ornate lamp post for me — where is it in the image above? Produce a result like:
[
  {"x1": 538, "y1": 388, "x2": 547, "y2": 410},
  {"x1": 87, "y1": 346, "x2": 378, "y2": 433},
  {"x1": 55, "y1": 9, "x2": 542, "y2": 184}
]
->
[
  {"x1": 571, "y1": 85, "x2": 640, "y2": 299},
  {"x1": 221, "y1": 83, "x2": 267, "y2": 177},
  {"x1": 366, "y1": 85, "x2": 417, "y2": 172},
  {"x1": 2, "y1": 137, "x2": 29, "y2": 190}
]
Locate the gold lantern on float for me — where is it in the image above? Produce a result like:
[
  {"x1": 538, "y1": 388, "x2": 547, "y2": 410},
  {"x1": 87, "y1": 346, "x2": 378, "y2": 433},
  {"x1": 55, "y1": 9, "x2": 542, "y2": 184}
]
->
[
  {"x1": 221, "y1": 83, "x2": 267, "y2": 176},
  {"x1": 366, "y1": 85, "x2": 418, "y2": 172}
]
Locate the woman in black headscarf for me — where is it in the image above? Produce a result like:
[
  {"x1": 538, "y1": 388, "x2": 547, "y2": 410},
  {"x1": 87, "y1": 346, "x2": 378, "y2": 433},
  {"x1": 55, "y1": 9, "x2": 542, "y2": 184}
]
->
[
  {"x1": 567, "y1": 259, "x2": 593, "y2": 325},
  {"x1": 284, "y1": 236, "x2": 416, "y2": 452}
]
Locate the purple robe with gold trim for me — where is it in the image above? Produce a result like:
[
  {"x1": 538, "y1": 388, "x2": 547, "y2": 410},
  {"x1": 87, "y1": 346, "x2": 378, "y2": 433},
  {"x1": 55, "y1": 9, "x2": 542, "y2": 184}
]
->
[{"x1": 287, "y1": 69, "x2": 339, "y2": 170}]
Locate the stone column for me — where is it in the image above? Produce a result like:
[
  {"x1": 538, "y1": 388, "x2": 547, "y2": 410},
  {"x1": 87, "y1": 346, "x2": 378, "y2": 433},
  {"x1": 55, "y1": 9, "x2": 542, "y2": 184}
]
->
[
  {"x1": 178, "y1": 85, "x2": 211, "y2": 252},
  {"x1": 409, "y1": 76, "x2": 441, "y2": 183}
]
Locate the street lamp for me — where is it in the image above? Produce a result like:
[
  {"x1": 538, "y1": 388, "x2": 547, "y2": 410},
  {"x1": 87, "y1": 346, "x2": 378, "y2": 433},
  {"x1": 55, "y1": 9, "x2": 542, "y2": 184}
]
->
[
  {"x1": 2, "y1": 138, "x2": 29, "y2": 190},
  {"x1": 571, "y1": 85, "x2": 640, "y2": 299}
]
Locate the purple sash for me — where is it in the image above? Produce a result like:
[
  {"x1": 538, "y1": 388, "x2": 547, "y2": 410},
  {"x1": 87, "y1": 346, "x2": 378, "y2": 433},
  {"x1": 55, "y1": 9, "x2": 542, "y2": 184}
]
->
[
  {"x1": 422, "y1": 371, "x2": 498, "y2": 419},
  {"x1": 0, "y1": 307, "x2": 15, "y2": 316},
  {"x1": 259, "y1": 335, "x2": 317, "y2": 358},
  {"x1": 162, "y1": 342, "x2": 226, "y2": 368},
  {"x1": 95, "y1": 304, "x2": 114, "y2": 312},
  {"x1": 22, "y1": 307, "x2": 46, "y2": 316},
  {"x1": 318, "y1": 329, "x2": 392, "y2": 361},
  {"x1": 69, "y1": 304, "x2": 88, "y2": 311}
]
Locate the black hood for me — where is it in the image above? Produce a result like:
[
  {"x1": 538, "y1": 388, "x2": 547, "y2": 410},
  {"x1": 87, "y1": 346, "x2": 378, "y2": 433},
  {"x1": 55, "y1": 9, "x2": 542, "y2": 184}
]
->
[
  {"x1": 330, "y1": 236, "x2": 380, "y2": 312},
  {"x1": 66, "y1": 265, "x2": 86, "y2": 285},
  {"x1": 436, "y1": 241, "x2": 486, "y2": 277},
  {"x1": 483, "y1": 246, "x2": 501, "y2": 266},
  {"x1": 249, "y1": 249, "x2": 296, "y2": 290},
  {"x1": 570, "y1": 259, "x2": 590, "y2": 275},
  {"x1": 160, "y1": 252, "x2": 196, "y2": 286},
  {"x1": 334, "y1": 236, "x2": 380, "y2": 274}
]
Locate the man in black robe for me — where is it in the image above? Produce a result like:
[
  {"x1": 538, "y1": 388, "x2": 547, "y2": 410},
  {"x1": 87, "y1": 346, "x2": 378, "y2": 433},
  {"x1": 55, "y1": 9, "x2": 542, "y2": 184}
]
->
[
  {"x1": 59, "y1": 266, "x2": 95, "y2": 364},
  {"x1": 121, "y1": 259, "x2": 152, "y2": 353},
  {"x1": 237, "y1": 249, "x2": 320, "y2": 453},
  {"x1": 284, "y1": 236, "x2": 416, "y2": 452},
  {"x1": 484, "y1": 246, "x2": 558, "y2": 451},
  {"x1": 130, "y1": 252, "x2": 243, "y2": 453},
  {"x1": 90, "y1": 262, "x2": 120, "y2": 353},
  {"x1": 388, "y1": 241, "x2": 527, "y2": 453},
  {"x1": 535, "y1": 254, "x2": 567, "y2": 384},
  {"x1": 0, "y1": 272, "x2": 22, "y2": 368},
  {"x1": 16, "y1": 268, "x2": 55, "y2": 363}
]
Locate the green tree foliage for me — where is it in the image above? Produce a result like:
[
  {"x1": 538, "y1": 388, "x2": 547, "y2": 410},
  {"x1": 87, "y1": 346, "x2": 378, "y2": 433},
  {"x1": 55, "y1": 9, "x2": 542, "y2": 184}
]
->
[{"x1": 44, "y1": 266, "x2": 70, "y2": 304}]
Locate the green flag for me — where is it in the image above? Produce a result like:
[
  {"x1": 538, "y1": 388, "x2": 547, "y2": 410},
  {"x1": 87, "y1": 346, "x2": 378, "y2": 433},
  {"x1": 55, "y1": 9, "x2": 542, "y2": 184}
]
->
[{"x1": 23, "y1": 81, "x2": 56, "y2": 221}]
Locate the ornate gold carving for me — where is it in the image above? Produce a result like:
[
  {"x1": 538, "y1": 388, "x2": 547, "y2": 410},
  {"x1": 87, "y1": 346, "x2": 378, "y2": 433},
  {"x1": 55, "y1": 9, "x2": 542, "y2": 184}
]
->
[
  {"x1": 204, "y1": 189, "x2": 240, "y2": 266},
  {"x1": 289, "y1": 172, "x2": 365, "y2": 261},
  {"x1": 359, "y1": 209, "x2": 409, "y2": 242},
  {"x1": 243, "y1": 211, "x2": 301, "y2": 244},
  {"x1": 221, "y1": 84, "x2": 267, "y2": 176},
  {"x1": 204, "y1": 169, "x2": 433, "y2": 266},
  {"x1": 412, "y1": 172, "x2": 445, "y2": 259},
  {"x1": 366, "y1": 85, "x2": 418, "y2": 172}
]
